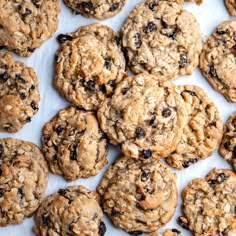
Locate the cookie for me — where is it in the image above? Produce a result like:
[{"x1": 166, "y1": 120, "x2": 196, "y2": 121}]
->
[
  {"x1": 166, "y1": 85, "x2": 223, "y2": 170},
  {"x1": 54, "y1": 23, "x2": 126, "y2": 110},
  {"x1": 97, "y1": 156, "x2": 178, "y2": 234},
  {"x1": 0, "y1": 0, "x2": 59, "y2": 57},
  {"x1": 200, "y1": 21, "x2": 236, "y2": 103},
  {"x1": 34, "y1": 185, "x2": 106, "y2": 236},
  {"x1": 42, "y1": 106, "x2": 108, "y2": 181},
  {"x1": 0, "y1": 52, "x2": 40, "y2": 133},
  {"x1": 152, "y1": 229, "x2": 183, "y2": 236},
  {"x1": 121, "y1": 0, "x2": 201, "y2": 81},
  {"x1": 225, "y1": 0, "x2": 236, "y2": 16},
  {"x1": 98, "y1": 73, "x2": 188, "y2": 159},
  {"x1": 178, "y1": 168, "x2": 236, "y2": 235},
  {"x1": 0, "y1": 138, "x2": 48, "y2": 226},
  {"x1": 63, "y1": 0, "x2": 126, "y2": 19},
  {"x1": 219, "y1": 111, "x2": 236, "y2": 171}
]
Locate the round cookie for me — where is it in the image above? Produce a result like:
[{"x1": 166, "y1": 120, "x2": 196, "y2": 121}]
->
[
  {"x1": 178, "y1": 168, "x2": 236, "y2": 235},
  {"x1": 225, "y1": 0, "x2": 236, "y2": 16},
  {"x1": 0, "y1": 138, "x2": 48, "y2": 226},
  {"x1": 97, "y1": 157, "x2": 178, "y2": 234},
  {"x1": 34, "y1": 185, "x2": 106, "y2": 236},
  {"x1": 42, "y1": 106, "x2": 108, "y2": 181},
  {"x1": 54, "y1": 23, "x2": 126, "y2": 110},
  {"x1": 219, "y1": 111, "x2": 236, "y2": 171},
  {"x1": 165, "y1": 85, "x2": 223, "y2": 170},
  {"x1": 63, "y1": 0, "x2": 126, "y2": 19},
  {"x1": 0, "y1": 0, "x2": 59, "y2": 57},
  {"x1": 200, "y1": 21, "x2": 236, "y2": 103},
  {"x1": 121, "y1": 0, "x2": 202, "y2": 81},
  {"x1": 152, "y1": 229, "x2": 183, "y2": 236},
  {"x1": 0, "y1": 52, "x2": 40, "y2": 133},
  {"x1": 98, "y1": 73, "x2": 188, "y2": 159}
]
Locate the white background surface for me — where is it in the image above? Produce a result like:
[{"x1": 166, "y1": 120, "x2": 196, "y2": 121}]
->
[{"x1": 0, "y1": 0, "x2": 235, "y2": 235}]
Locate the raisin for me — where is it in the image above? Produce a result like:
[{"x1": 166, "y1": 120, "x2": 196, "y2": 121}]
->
[
  {"x1": 0, "y1": 188, "x2": 4, "y2": 197},
  {"x1": 149, "y1": 115, "x2": 156, "y2": 125},
  {"x1": 182, "y1": 158, "x2": 198, "y2": 168},
  {"x1": 231, "y1": 117, "x2": 236, "y2": 129},
  {"x1": 162, "y1": 30, "x2": 177, "y2": 40},
  {"x1": 208, "y1": 173, "x2": 228, "y2": 185},
  {"x1": 16, "y1": 74, "x2": 26, "y2": 83},
  {"x1": 128, "y1": 231, "x2": 143, "y2": 235},
  {"x1": 233, "y1": 146, "x2": 236, "y2": 158},
  {"x1": 134, "y1": 33, "x2": 142, "y2": 48},
  {"x1": 114, "y1": 36, "x2": 121, "y2": 45},
  {"x1": 149, "y1": 2, "x2": 158, "y2": 11},
  {"x1": 30, "y1": 85, "x2": 35, "y2": 90},
  {"x1": 70, "y1": 145, "x2": 77, "y2": 160},
  {"x1": 224, "y1": 141, "x2": 230, "y2": 150},
  {"x1": 84, "y1": 80, "x2": 96, "y2": 92},
  {"x1": 108, "y1": 79, "x2": 115, "y2": 88},
  {"x1": 58, "y1": 188, "x2": 70, "y2": 197},
  {"x1": 30, "y1": 101, "x2": 38, "y2": 110},
  {"x1": 57, "y1": 34, "x2": 73, "y2": 44},
  {"x1": 23, "y1": 8, "x2": 32, "y2": 16},
  {"x1": 177, "y1": 216, "x2": 189, "y2": 229},
  {"x1": 216, "y1": 28, "x2": 229, "y2": 35},
  {"x1": 141, "y1": 169, "x2": 151, "y2": 182},
  {"x1": 20, "y1": 93, "x2": 26, "y2": 100},
  {"x1": 82, "y1": 2, "x2": 94, "y2": 11},
  {"x1": 144, "y1": 22, "x2": 156, "y2": 33},
  {"x1": 182, "y1": 90, "x2": 197, "y2": 97},
  {"x1": 0, "y1": 144, "x2": 4, "y2": 157},
  {"x1": 209, "y1": 65, "x2": 218, "y2": 78},
  {"x1": 109, "y1": 3, "x2": 119, "y2": 11},
  {"x1": 55, "y1": 126, "x2": 64, "y2": 134},
  {"x1": 142, "y1": 150, "x2": 152, "y2": 159},
  {"x1": 122, "y1": 87, "x2": 130, "y2": 95},
  {"x1": 104, "y1": 57, "x2": 112, "y2": 69},
  {"x1": 32, "y1": 0, "x2": 41, "y2": 7},
  {"x1": 28, "y1": 48, "x2": 35, "y2": 53},
  {"x1": 112, "y1": 208, "x2": 121, "y2": 217},
  {"x1": 0, "y1": 168, "x2": 2, "y2": 176},
  {"x1": 26, "y1": 117, "x2": 31, "y2": 123},
  {"x1": 18, "y1": 188, "x2": 24, "y2": 199},
  {"x1": 0, "y1": 46, "x2": 6, "y2": 50},
  {"x1": 42, "y1": 215, "x2": 50, "y2": 226},
  {"x1": 172, "y1": 229, "x2": 181, "y2": 234},
  {"x1": 135, "y1": 127, "x2": 146, "y2": 138},
  {"x1": 162, "y1": 108, "x2": 172, "y2": 117},
  {"x1": 0, "y1": 72, "x2": 9, "y2": 82},
  {"x1": 98, "y1": 221, "x2": 106, "y2": 236},
  {"x1": 179, "y1": 54, "x2": 188, "y2": 68}
]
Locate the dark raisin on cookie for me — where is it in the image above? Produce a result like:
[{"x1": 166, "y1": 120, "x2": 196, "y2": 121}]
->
[
  {"x1": 128, "y1": 231, "x2": 143, "y2": 235},
  {"x1": 23, "y1": 8, "x2": 32, "y2": 16},
  {"x1": 209, "y1": 65, "x2": 218, "y2": 78},
  {"x1": 179, "y1": 54, "x2": 188, "y2": 68},
  {"x1": 104, "y1": 57, "x2": 112, "y2": 69},
  {"x1": 55, "y1": 126, "x2": 64, "y2": 134},
  {"x1": 0, "y1": 188, "x2": 5, "y2": 197},
  {"x1": 0, "y1": 144, "x2": 5, "y2": 156},
  {"x1": 42, "y1": 215, "x2": 50, "y2": 227},
  {"x1": 114, "y1": 36, "x2": 121, "y2": 45},
  {"x1": 162, "y1": 108, "x2": 172, "y2": 117},
  {"x1": 17, "y1": 188, "x2": 24, "y2": 199},
  {"x1": 82, "y1": 2, "x2": 94, "y2": 11},
  {"x1": 57, "y1": 34, "x2": 73, "y2": 44},
  {"x1": 148, "y1": 2, "x2": 158, "y2": 11},
  {"x1": 32, "y1": 0, "x2": 41, "y2": 8},
  {"x1": 135, "y1": 127, "x2": 146, "y2": 138},
  {"x1": 216, "y1": 28, "x2": 229, "y2": 35},
  {"x1": 141, "y1": 169, "x2": 151, "y2": 182},
  {"x1": 182, "y1": 158, "x2": 198, "y2": 168},
  {"x1": 98, "y1": 221, "x2": 106, "y2": 236},
  {"x1": 224, "y1": 141, "x2": 230, "y2": 150},
  {"x1": 134, "y1": 33, "x2": 142, "y2": 48},
  {"x1": 112, "y1": 208, "x2": 122, "y2": 217},
  {"x1": 20, "y1": 93, "x2": 27, "y2": 100},
  {"x1": 16, "y1": 74, "x2": 27, "y2": 83},
  {"x1": 182, "y1": 90, "x2": 197, "y2": 97},
  {"x1": 84, "y1": 80, "x2": 96, "y2": 92},
  {"x1": 26, "y1": 117, "x2": 31, "y2": 123},
  {"x1": 0, "y1": 72, "x2": 9, "y2": 82},
  {"x1": 144, "y1": 22, "x2": 157, "y2": 33},
  {"x1": 28, "y1": 48, "x2": 36, "y2": 53},
  {"x1": 122, "y1": 86, "x2": 130, "y2": 95},
  {"x1": 172, "y1": 229, "x2": 181, "y2": 234},
  {"x1": 30, "y1": 101, "x2": 38, "y2": 110},
  {"x1": 208, "y1": 173, "x2": 228, "y2": 185},
  {"x1": 70, "y1": 145, "x2": 77, "y2": 160},
  {"x1": 177, "y1": 216, "x2": 189, "y2": 229},
  {"x1": 231, "y1": 117, "x2": 236, "y2": 129},
  {"x1": 142, "y1": 149, "x2": 152, "y2": 159},
  {"x1": 58, "y1": 188, "x2": 70, "y2": 197},
  {"x1": 109, "y1": 3, "x2": 119, "y2": 12},
  {"x1": 0, "y1": 168, "x2": 2, "y2": 176}
]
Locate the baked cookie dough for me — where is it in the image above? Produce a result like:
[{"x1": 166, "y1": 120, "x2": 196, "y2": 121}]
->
[
  {"x1": 166, "y1": 85, "x2": 223, "y2": 170},
  {"x1": 0, "y1": 52, "x2": 40, "y2": 133},
  {"x1": 97, "y1": 157, "x2": 178, "y2": 234},
  {"x1": 0, "y1": 138, "x2": 48, "y2": 226},
  {"x1": 219, "y1": 111, "x2": 236, "y2": 171},
  {"x1": 121, "y1": 0, "x2": 201, "y2": 81},
  {"x1": 225, "y1": 0, "x2": 236, "y2": 16},
  {"x1": 98, "y1": 73, "x2": 187, "y2": 159},
  {"x1": 200, "y1": 20, "x2": 236, "y2": 103},
  {"x1": 54, "y1": 23, "x2": 126, "y2": 110},
  {"x1": 178, "y1": 168, "x2": 236, "y2": 235},
  {"x1": 152, "y1": 229, "x2": 183, "y2": 236},
  {"x1": 0, "y1": 0, "x2": 59, "y2": 57},
  {"x1": 42, "y1": 106, "x2": 108, "y2": 181},
  {"x1": 63, "y1": 0, "x2": 126, "y2": 19},
  {"x1": 34, "y1": 185, "x2": 106, "y2": 236}
]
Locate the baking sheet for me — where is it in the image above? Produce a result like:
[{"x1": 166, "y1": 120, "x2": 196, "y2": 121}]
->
[{"x1": 0, "y1": 0, "x2": 235, "y2": 235}]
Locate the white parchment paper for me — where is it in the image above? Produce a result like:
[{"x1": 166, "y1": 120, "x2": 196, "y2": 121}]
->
[{"x1": 0, "y1": 0, "x2": 235, "y2": 235}]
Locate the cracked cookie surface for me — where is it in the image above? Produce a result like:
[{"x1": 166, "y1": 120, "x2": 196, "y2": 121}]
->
[
  {"x1": 225, "y1": 0, "x2": 236, "y2": 16},
  {"x1": 200, "y1": 20, "x2": 236, "y2": 103},
  {"x1": 0, "y1": 52, "x2": 40, "y2": 133},
  {"x1": 219, "y1": 111, "x2": 236, "y2": 171},
  {"x1": 121, "y1": 0, "x2": 201, "y2": 81},
  {"x1": 34, "y1": 185, "x2": 106, "y2": 236},
  {"x1": 179, "y1": 168, "x2": 236, "y2": 235},
  {"x1": 152, "y1": 229, "x2": 183, "y2": 236},
  {"x1": 0, "y1": 0, "x2": 59, "y2": 57},
  {"x1": 54, "y1": 23, "x2": 126, "y2": 110},
  {"x1": 166, "y1": 85, "x2": 223, "y2": 170},
  {"x1": 97, "y1": 157, "x2": 178, "y2": 234},
  {"x1": 98, "y1": 73, "x2": 187, "y2": 159},
  {"x1": 0, "y1": 138, "x2": 48, "y2": 226},
  {"x1": 42, "y1": 106, "x2": 108, "y2": 181},
  {"x1": 63, "y1": 0, "x2": 126, "y2": 19}
]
